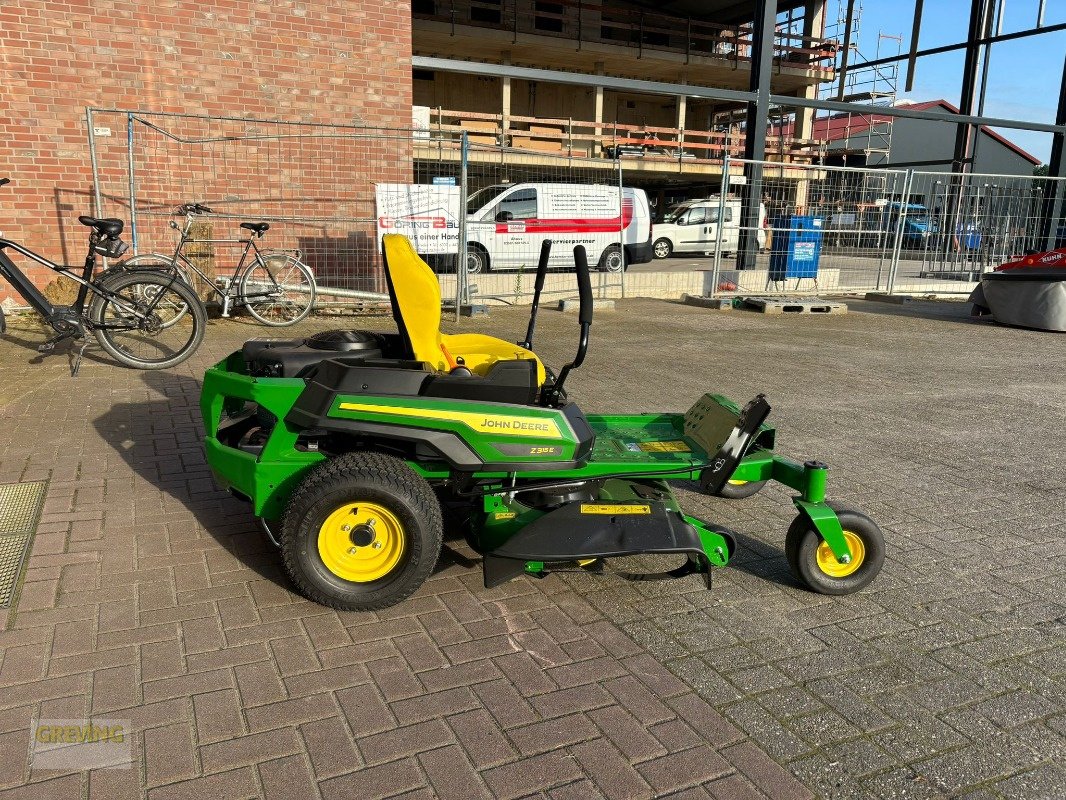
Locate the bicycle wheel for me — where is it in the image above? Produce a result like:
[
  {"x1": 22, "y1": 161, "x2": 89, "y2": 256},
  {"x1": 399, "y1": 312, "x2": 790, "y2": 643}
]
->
[
  {"x1": 240, "y1": 254, "x2": 316, "y2": 326},
  {"x1": 89, "y1": 270, "x2": 206, "y2": 369},
  {"x1": 119, "y1": 255, "x2": 194, "y2": 328}
]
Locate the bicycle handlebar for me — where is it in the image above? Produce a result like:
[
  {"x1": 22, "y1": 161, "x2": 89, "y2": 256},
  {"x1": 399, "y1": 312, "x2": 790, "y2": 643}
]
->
[{"x1": 177, "y1": 202, "x2": 214, "y2": 215}]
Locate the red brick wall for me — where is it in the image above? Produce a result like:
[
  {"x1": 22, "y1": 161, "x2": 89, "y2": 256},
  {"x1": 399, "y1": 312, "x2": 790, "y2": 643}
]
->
[{"x1": 0, "y1": 0, "x2": 412, "y2": 299}]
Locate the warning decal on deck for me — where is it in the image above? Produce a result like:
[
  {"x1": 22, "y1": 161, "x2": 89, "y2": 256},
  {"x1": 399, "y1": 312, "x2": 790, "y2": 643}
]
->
[
  {"x1": 624, "y1": 440, "x2": 691, "y2": 453},
  {"x1": 580, "y1": 504, "x2": 652, "y2": 515}
]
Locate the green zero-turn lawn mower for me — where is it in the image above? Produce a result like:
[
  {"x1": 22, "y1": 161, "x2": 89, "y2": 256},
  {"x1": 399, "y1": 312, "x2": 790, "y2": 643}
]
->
[{"x1": 200, "y1": 233, "x2": 885, "y2": 611}]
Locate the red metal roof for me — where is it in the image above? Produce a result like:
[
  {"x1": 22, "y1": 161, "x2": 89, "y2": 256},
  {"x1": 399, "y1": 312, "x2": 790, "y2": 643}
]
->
[{"x1": 774, "y1": 99, "x2": 1041, "y2": 165}]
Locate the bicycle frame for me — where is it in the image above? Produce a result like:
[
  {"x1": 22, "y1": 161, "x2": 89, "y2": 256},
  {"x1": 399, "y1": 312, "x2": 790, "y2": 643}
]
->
[
  {"x1": 0, "y1": 236, "x2": 173, "y2": 332},
  {"x1": 163, "y1": 214, "x2": 283, "y2": 314},
  {"x1": 0, "y1": 240, "x2": 61, "y2": 318}
]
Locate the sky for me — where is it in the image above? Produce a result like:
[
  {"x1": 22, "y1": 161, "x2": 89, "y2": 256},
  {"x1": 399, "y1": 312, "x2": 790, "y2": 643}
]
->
[{"x1": 847, "y1": 0, "x2": 1065, "y2": 164}]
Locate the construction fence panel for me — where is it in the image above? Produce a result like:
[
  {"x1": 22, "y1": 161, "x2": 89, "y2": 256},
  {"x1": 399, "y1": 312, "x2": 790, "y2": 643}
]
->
[
  {"x1": 695, "y1": 159, "x2": 1066, "y2": 300},
  {"x1": 88, "y1": 110, "x2": 626, "y2": 314},
  {"x1": 890, "y1": 170, "x2": 1066, "y2": 295},
  {"x1": 87, "y1": 110, "x2": 461, "y2": 311},
  {"x1": 704, "y1": 157, "x2": 913, "y2": 298},
  {"x1": 454, "y1": 144, "x2": 626, "y2": 308}
]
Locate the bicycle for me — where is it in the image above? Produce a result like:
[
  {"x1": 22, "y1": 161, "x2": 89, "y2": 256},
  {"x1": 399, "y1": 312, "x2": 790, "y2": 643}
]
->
[
  {"x1": 123, "y1": 203, "x2": 316, "y2": 326},
  {"x1": 0, "y1": 178, "x2": 205, "y2": 374}
]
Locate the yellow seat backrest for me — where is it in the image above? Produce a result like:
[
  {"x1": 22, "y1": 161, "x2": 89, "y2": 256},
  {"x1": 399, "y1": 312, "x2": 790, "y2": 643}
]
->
[
  {"x1": 382, "y1": 234, "x2": 546, "y2": 385},
  {"x1": 381, "y1": 233, "x2": 449, "y2": 372}
]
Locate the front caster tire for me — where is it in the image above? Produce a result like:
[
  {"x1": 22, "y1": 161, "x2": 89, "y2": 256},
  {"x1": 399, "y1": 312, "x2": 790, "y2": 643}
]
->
[
  {"x1": 785, "y1": 503, "x2": 884, "y2": 595},
  {"x1": 280, "y1": 452, "x2": 443, "y2": 611},
  {"x1": 714, "y1": 478, "x2": 767, "y2": 499}
]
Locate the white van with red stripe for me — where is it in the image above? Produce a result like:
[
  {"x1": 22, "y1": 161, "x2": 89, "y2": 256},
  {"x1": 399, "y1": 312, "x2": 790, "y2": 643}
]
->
[{"x1": 464, "y1": 183, "x2": 652, "y2": 274}]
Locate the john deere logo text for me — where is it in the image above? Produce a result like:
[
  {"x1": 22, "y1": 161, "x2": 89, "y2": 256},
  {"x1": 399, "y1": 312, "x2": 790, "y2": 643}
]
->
[
  {"x1": 337, "y1": 402, "x2": 562, "y2": 439},
  {"x1": 480, "y1": 418, "x2": 552, "y2": 433}
]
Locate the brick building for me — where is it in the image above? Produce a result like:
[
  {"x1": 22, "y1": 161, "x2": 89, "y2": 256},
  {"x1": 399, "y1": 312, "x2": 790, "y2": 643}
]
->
[
  {"x1": 2, "y1": 0, "x2": 840, "y2": 299},
  {"x1": 0, "y1": 0, "x2": 413, "y2": 299}
]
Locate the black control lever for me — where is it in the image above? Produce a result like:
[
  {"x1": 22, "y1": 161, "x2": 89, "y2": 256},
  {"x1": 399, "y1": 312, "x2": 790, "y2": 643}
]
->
[
  {"x1": 542, "y1": 245, "x2": 593, "y2": 406},
  {"x1": 520, "y1": 239, "x2": 552, "y2": 350}
]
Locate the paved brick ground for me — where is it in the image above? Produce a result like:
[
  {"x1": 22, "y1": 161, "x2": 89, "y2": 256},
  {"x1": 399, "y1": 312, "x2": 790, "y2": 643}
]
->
[{"x1": 0, "y1": 298, "x2": 1062, "y2": 799}]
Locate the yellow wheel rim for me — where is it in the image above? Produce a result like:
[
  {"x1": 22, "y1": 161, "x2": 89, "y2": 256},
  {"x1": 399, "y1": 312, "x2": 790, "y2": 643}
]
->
[
  {"x1": 727, "y1": 479, "x2": 748, "y2": 486},
  {"x1": 317, "y1": 502, "x2": 405, "y2": 583},
  {"x1": 815, "y1": 530, "x2": 865, "y2": 578}
]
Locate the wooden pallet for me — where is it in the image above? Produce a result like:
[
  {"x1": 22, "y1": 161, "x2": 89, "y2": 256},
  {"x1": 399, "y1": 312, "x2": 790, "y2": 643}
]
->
[{"x1": 739, "y1": 296, "x2": 848, "y2": 315}]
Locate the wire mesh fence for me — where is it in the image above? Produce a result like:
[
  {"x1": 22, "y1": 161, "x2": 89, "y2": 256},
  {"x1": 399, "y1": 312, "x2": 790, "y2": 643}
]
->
[
  {"x1": 87, "y1": 109, "x2": 630, "y2": 314},
  {"x1": 454, "y1": 143, "x2": 627, "y2": 308},
  {"x1": 87, "y1": 109, "x2": 1065, "y2": 311},
  {"x1": 688, "y1": 157, "x2": 1066, "y2": 298},
  {"x1": 701, "y1": 157, "x2": 912, "y2": 296},
  {"x1": 87, "y1": 110, "x2": 457, "y2": 308},
  {"x1": 896, "y1": 170, "x2": 1066, "y2": 294}
]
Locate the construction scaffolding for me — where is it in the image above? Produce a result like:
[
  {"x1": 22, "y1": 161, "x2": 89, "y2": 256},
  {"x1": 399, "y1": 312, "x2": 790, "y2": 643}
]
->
[{"x1": 821, "y1": 1, "x2": 901, "y2": 168}]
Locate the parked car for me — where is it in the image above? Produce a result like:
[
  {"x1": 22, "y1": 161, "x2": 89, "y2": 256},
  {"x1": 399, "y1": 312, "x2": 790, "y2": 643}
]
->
[
  {"x1": 858, "y1": 202, "x2": 940, "y2": 249},
  {"x1": 651, "y1": 197, "x2": 767, "y2": 258}
]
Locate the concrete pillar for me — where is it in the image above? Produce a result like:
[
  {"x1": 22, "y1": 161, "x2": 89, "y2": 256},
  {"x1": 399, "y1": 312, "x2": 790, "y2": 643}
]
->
[
  {"x1": 502, "y1": 78, "x2": 512, "y2": 136},
  {"x1": 677, "y1": 93, "x2": 687, "y2": 150},
  {"x1": 793, "y1": 86, "x2": 818, "y2": 212},
  {"x1": 802, "y1": 0, "x2": 826, "y2": 40},
  {"x1": 501, "y1": 51, "x2": 512, "y2": 138},
  {"x1": 794, "y1": 168, "x2": 810, "y2": 214},
  {"x1": 794, "y1": 0, "x2": 825, "y2": 215},
  {"x1": 594, "y1": 62, "x2": 605, "y2": 151},
  {"x1": 794, "y1": 0, "x2": 826, "y2": 149}
]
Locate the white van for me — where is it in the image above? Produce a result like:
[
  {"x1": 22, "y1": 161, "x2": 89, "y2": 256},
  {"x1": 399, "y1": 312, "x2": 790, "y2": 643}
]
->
[
  {"x1": 652, "y1": 197, "x2": 766, "y2": 258},
  {"x1": 464, "y1": 182, "x2": 652, "y2": 273}
]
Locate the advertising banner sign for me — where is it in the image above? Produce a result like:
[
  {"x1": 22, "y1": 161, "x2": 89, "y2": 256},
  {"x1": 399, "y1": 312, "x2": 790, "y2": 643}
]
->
[{"x1": 376, "y1": 184, "x2": 462, "y2": 254}]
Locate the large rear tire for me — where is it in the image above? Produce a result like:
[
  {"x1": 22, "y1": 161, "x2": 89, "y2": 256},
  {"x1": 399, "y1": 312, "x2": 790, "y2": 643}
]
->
[
  {"x1": 89, "y1": 269, "x2": 206, "y2": 369},
  {"x1": 280, "y1": 452, "x2": 443, "y2": 611}
]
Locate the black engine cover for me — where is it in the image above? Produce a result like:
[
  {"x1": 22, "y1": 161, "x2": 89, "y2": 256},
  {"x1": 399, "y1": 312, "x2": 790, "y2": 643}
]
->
[{"x1": 243, "y1": 329, "x2": 386, "y2": 377}]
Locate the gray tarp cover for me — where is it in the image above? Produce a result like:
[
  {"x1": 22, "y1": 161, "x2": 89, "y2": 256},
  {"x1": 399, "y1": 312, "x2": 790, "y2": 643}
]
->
[{"x1": 969, "y1": 273, "x2": 1066, "y2": 332}]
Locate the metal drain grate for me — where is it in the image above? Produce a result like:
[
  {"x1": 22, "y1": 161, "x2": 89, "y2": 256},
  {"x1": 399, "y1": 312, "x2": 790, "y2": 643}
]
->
[
  {"x1": 0, "y1": 480, "x2": 48, "y2": 534},
  {"x1": 0, "y1": 535, "x2": 31, "y2": 606},
  {"x1": 0, "y1": 480, "x2": 48, "y2": 608}
]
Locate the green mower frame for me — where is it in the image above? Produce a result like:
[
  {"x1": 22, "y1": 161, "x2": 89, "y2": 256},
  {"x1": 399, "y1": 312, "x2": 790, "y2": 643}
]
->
[{"x1": 201, "y1": 236, "x2": 884, "y2": 610}]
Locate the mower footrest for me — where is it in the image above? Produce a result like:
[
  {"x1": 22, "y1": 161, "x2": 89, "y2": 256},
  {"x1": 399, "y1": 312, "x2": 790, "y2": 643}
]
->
[{"x1": 483, "y1": 501, "x2": 707, "y2": 588}]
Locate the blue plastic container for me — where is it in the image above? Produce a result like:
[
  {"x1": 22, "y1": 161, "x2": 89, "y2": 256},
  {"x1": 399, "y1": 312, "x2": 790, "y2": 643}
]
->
[{"x1": 769, "y1": 215, "x2": 824, "y2": 282}]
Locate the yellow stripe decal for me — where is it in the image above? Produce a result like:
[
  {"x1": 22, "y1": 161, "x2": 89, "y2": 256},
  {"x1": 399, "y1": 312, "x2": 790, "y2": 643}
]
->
[
  {"x1": 580, "y1": 504, "x2": 652, "y2": 515},
  {"x1": 337, "y1": 402, "x2": 562, "y2": 439}
]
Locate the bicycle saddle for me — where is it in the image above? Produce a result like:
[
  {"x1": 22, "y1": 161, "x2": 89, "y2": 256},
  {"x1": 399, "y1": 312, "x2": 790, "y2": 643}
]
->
[
  {"x1": 240, "y1": 222, "x2": 270, "y2": 234},
  {"x1": 78, "y1": 216, "x2": 124, "y2": 237}
]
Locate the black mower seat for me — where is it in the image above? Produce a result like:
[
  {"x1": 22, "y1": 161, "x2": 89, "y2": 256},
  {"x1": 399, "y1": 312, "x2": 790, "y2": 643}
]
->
[
  {"x1": 381, "y1": 234, "x2": 547, "y2": 385},
  {"x1": 241, "y1": 222, "x2": 270, "y2": 234},
  {"x1": 78, "y1": 215, "x2": 123, "y2": 237}
]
